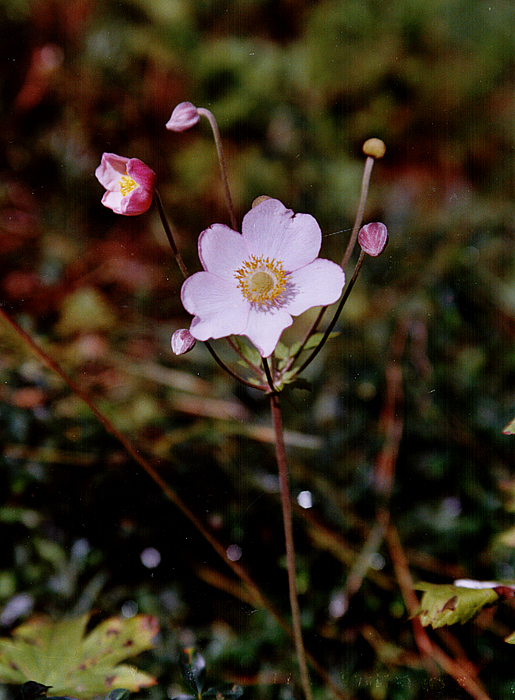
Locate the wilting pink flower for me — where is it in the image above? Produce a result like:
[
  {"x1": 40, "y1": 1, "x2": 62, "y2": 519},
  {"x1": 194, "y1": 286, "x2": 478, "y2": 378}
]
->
[
  {"x1": 166, "y1": 102, "x2": 200, "y2": 132},
  {"x1": 171, "y1": 329, "x2": 196, "y2": 355},
  {"x1": 358, "y1": 222, "x2": 389, "y2": 256},
  {"x1": 95, "y1": 153, "x2": 156, "y2": 215},
  {"x1": 181, "y1": 198, "x2": 345, "y2": 357}
]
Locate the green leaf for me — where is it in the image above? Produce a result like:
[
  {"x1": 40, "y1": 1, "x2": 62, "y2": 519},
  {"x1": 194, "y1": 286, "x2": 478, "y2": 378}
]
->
[
  {"x1": 231, "y1": 337, "x2": 261, "y2": 367},
  {"x1": 415, "y1": 581, "x2": 500, "y2": 628},
  {"x1": 503, "y1": 416, "x2": 515, "y2": 434},
  {"x1": 0, "y1": 614, "x2": 158, "y2": 698},
  {"x1": 288, "y1": 331, "x2": 340, "y2": 358}
]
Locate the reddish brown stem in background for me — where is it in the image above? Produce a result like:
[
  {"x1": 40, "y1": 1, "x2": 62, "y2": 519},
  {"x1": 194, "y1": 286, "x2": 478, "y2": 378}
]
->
[
  {"x1": 387, "y1": 525, "x2": 492, "y2": 700},
  {"x1": 0, "y1": 307, "x2": 351, "y2": 700}
]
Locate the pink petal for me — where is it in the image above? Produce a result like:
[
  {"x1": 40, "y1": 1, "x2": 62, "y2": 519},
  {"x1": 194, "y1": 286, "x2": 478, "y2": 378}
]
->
[
  {"x1": 101, "y1": 189, "x2": 125, "y2": 214},
  {"x1": 181, "y1": 272, "x2": 248, "y2": 340},
  {"x1": 197, "y1": 224, "x2": 247, "y2": 280},
  {"x1": 285, "y1": 259, "x2": 345, "y2": 316},
  {"x1": 166, "y1": 102, "x2": 200, "y2": 132},
  {"x1": 127, "y1": 158, "x2": 157, "y2": 189},
  {"x1": 244, "y1": 305, "x2": 294, "y2": 357},
  {"x1": 95, "y1": 153, "x2": 128, "y2": 190},
  {"x1": 121, "y1": 185, "x2": 154, "y2": 215},
  {"x1": 242, "y1": 199, "x2": 321, "y2": 270}
]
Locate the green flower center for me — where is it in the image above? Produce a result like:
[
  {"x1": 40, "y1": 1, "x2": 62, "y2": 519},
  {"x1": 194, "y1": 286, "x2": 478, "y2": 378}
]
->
[{"x1": 235, "y1": 255, "x2": 290, "y2": 306}]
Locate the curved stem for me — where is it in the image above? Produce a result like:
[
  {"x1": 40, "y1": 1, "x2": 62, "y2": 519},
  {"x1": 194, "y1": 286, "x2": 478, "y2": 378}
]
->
[
  {"x1": 294, "y1": 251, "x2": 366, "y2": 376},
  {"x1": 284, "y1": 156, "x2": 375, "y2": 373},
  {"x1": 341, "y1": 156, "x2": 374, "y2": 270},
  {"x1": 270, "y1": 392, "x2": 313, "y2": 700},
  {"x1": 154, "y1": 190, "x2": 189, "y2": 279},
  {"x1": 204, "y1": 340, "x2": 262, "y2": 390},
  {"x1": 197, "y1": 107, "x2": 238, "y2": 231}
]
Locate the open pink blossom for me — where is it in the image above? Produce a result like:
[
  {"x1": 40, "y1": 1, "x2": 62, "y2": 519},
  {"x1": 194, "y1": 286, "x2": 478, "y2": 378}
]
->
[
  {"x1": 166, "y1": 102, "x2": 200, "y2": 132},
  {"x1": 181, "y1": 198, "x2": 345, "y2": 357},
  {"x1": 95, "y1": 153, "x2": 156, "y2": 215}
]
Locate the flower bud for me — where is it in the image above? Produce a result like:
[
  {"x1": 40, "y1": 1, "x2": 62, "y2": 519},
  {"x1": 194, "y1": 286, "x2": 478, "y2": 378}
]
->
[
  {"x1": 166, "y1": 102, "x2": 200, "y2": 132},
  {"x1": 358, "y1": 222, "x2": 389, "y2": 257},
  {"x1": 362, "y1": 138, "x2": 386, "y2": 159},
  {"x1": 171, "y1": 329, "x2": 196, "y2": 355},
  {"x1": 251, "y1": 195, "x2": 271, "y2": 208}
]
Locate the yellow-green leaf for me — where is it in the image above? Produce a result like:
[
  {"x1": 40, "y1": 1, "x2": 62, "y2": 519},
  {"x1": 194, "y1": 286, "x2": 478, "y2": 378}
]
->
[
  {"x1": 415, "y1": 581, "x2": 500, "y2": 628},
  {"x1": 0, "y1": 614, "x2": 158, "y2": 698}
]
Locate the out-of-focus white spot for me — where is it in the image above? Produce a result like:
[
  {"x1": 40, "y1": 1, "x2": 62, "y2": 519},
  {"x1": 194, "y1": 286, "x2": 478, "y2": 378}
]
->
[
  {"x1": 141, "y1": 547, "x2": 161, "y2": 568},
  {"x1": 226, "y1": 544, "x2": 242, "y2": 562},
  {"x1": 0, "y1": 593, "x2": 33, "y2": 626},
  {"x1": 121, "y1": 600, "x2": 138, "y2": 618},
  {"x1": 329, "y1": 592, "x2": 348, "y2": 619},
  {"x1": 297, "y1": 491, "x2": 312, "y2": 509},
  {"x1": 370, "y1": 553, "x2": 385, "y2": 570}
]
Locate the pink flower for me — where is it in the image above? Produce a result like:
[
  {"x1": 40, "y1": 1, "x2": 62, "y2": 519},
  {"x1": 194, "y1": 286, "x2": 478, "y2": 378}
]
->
[
  {"x1": 181, "y1": 198, "x2": 345, "y2": 357},
  {"x1": 95, "y1": 153, "x2": 156, "y2": 215},
  {"x1": 166, "y1": 102, "x2": 200, "y2": 132},
  {"x1": 358, "y1": 222, "x2": 389, "y2": 256},
  {"x1": 171, "y1": 329, "x2": 196, "y2": 355}
]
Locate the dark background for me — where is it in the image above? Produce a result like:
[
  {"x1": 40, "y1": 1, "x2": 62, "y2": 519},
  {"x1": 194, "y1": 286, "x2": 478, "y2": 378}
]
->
[{"x1": 2, "y1": 0, "x2": 515, "y2": 698}]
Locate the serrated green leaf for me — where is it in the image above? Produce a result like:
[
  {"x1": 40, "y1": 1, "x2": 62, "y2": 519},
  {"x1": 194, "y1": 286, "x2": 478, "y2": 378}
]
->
[
  {"x1": 231, "y1": 337, "x2": 261, "y2": 367},
  {"x1": 504, "y1": 630, "x2": 515, "y2": 643},
  {"x1": 503, "y1": 416, "x2": 515, "y2": 434},
  {"x1": 415, "y1": 581, "x2": 500, "y2": 628},
  {"x1": 0, "y1": 614, "x2": 158, "y2": 698}
]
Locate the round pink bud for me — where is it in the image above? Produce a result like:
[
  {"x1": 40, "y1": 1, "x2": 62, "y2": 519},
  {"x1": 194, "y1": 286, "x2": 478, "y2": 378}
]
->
[
  {"x1": 171, "y1": 329, "x2": 196, "y2": 355},
  {"x1": 358, "y1": 222, "x2": 389, "y2": 257},
  {"x1": 166, "y1": 102, "x2": 200, "y2": 132}
]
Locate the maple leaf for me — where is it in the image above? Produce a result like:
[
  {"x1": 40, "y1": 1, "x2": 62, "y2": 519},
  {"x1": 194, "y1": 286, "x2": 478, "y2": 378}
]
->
[{"x1": 0, "y1": 614, "x2": 158, "y2": 698}]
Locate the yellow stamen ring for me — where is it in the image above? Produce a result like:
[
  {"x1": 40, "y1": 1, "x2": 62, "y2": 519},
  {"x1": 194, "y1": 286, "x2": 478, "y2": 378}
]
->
[
  {"x1": 119, "y1": 173, "x2": 139, "y2": 197},
  {"x1": 235, "y1": 255, "x2": 290, "y2": 307}
]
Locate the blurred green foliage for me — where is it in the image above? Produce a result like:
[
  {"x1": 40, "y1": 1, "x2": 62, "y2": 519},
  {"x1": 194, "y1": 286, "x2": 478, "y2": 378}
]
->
[{"x1": 2, "y1": 0, "x2": 515, "y2": 698}]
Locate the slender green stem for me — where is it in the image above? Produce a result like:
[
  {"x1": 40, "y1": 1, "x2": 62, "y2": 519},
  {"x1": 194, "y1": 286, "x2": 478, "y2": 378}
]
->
[
  {"x1": 283, "y1": 155, "x2": 375, "y2": 374},
  {"x1": 262, "y1": 356, "x2": 276, "y2": 393},
  {"x1": 154, "y1": 190, "x2": 189, "y2": 279},
  {"x1": 341, "y1": 156, "x2": 374, "y2": 270},
  {"x1": 295, "y1": 251, "x2": 366, "y2": 376},
  {"x1": 197, "y1": 107, "x2": 238, "y2": 231},
  {"x1": 204, "y1": 340, "x2": 262, "y2": 390},
  {"x1": 270, "y1": 392, "x2": 313, "y2": 700}
]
